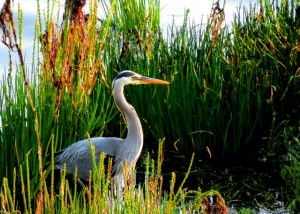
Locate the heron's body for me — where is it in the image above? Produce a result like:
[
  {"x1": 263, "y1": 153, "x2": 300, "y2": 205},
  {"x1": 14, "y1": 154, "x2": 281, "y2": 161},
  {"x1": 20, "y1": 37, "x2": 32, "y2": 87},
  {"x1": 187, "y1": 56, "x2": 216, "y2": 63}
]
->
[
  {"x1": 55, "y1": 137, "x2": 125, "y2": 181},
  {"x1": 54, "y1": 70, "x2": 169, "y2": 184}
]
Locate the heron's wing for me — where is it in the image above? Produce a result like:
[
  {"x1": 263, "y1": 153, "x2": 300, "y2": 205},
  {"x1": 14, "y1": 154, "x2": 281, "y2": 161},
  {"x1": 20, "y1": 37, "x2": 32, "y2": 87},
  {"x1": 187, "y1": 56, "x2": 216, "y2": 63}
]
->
[{"x1": 54, "y1": 137, "x2": 124, "y2": 181}]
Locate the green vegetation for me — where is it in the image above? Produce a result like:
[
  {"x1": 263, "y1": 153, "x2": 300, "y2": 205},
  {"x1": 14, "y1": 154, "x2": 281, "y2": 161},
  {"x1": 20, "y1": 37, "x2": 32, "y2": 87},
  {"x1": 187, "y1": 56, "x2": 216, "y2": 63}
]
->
[
  {"x1": 0, "y1": 0, "x2": 299, "y2": 212},
  {"x1": 1, "y1": 139, "x2": 214, "y2": 213}
]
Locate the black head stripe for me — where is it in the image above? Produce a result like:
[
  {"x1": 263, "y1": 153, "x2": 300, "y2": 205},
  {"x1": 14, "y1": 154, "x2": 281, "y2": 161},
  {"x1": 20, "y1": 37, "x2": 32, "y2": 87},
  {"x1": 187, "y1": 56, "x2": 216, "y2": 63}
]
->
[{"x1": 115, "y1": 71, "x2": 136, "y2": 80}]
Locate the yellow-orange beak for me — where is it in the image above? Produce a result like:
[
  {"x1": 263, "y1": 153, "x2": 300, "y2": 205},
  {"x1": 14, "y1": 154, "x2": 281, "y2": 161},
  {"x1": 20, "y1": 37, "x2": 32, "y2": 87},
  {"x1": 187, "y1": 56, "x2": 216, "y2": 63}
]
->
[{"x1": 135, "y1": 76, "x2": 170, "y2": 85}]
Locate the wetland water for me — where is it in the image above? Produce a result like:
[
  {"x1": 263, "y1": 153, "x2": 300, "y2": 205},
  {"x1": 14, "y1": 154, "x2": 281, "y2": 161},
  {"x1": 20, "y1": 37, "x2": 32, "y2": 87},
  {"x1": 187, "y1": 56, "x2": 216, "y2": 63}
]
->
[{"x1": 136, "y1": 146, "x2": 291, "y2": 213}]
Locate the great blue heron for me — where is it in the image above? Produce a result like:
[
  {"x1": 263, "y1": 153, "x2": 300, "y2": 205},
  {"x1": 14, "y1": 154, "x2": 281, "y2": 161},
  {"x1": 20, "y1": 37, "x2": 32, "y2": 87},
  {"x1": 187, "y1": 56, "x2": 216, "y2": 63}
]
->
[{"x1": 54, "y1": 70, "x2": 169, "y2": 185}]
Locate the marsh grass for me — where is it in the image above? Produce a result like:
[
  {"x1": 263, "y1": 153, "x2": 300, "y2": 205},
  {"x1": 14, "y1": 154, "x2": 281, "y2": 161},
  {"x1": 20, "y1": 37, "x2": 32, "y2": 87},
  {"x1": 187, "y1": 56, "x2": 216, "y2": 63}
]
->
[
  {"x1": 0, "y1": 0, "x2": 299, "y2": 212},
  {"x1": 1, "y1": 139, "x2": 224, "y2": 213}
]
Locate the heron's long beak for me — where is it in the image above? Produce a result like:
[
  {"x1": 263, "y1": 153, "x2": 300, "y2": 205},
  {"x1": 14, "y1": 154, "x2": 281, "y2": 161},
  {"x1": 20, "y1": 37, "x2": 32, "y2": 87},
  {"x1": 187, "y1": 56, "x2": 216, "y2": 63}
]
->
[{"x1": 137, "y1": 76, "x2": 170, "y2": 85}]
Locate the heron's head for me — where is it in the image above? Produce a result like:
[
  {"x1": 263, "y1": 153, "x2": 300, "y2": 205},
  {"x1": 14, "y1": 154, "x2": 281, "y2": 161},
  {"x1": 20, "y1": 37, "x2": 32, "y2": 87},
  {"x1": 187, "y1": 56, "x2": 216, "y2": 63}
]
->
[{"x1": 112, "y1": 70, "x2": 169, "y2": 89}]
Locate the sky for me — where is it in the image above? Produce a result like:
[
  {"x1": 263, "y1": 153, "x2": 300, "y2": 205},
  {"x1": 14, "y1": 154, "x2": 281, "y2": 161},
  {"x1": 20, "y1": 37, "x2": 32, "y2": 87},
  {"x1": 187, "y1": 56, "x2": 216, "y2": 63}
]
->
[{"x1": 0, "y1": 0, "x2": 258, "y2": 70}]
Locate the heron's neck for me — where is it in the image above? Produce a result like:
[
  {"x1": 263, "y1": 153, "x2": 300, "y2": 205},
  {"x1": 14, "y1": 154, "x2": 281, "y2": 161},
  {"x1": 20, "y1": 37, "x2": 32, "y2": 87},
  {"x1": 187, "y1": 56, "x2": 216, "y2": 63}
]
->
[{"x1": 113, "y1": 85, "x2": 143, "y2": 145}]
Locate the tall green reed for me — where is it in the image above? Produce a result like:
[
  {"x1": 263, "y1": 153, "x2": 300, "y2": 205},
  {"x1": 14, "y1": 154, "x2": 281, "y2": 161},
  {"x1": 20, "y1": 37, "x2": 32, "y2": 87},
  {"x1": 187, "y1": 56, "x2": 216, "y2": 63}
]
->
[
  {"x1": 119, "y1": 0, "x2": 299, "y2": 156},
  {"x1": 0, "y1": 0, "x2": 171, "y2": 208},
  {"x1": 0, "y1": 0, "x2": 116, "y2": 202},
  {"x1": 0, "y1": 0, "x2": 299, "y2": 211},
  {"x1": 1, "y1": 138, "x2": 222, "y2": 213}
]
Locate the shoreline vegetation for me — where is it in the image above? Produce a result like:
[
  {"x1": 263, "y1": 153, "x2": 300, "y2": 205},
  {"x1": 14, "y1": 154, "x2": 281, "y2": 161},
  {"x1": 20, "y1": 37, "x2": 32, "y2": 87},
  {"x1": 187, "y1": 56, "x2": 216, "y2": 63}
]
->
[{"x1": 0, "y1": 0, "x2": 299, "y2": 213}]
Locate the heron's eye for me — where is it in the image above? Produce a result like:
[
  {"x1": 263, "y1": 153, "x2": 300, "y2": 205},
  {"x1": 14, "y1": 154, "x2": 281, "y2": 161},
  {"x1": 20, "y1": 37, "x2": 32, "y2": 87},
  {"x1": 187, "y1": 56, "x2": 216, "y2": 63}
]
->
[{"x1": 132, "y1": 76, "x2": 141, "y2": 81}]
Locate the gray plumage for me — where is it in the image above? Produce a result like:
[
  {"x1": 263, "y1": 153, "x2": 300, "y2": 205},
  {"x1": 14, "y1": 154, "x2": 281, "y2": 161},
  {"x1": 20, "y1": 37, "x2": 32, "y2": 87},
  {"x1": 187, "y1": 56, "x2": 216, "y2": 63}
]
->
[{"x1": 54, "y1": 70, "x2": 169, "y2": 184}]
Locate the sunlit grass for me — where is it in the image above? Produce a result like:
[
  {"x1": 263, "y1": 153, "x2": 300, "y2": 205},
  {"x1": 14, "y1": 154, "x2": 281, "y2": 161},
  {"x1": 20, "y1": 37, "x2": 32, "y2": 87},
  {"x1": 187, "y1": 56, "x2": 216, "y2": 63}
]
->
[
  {"x1": 0, "y1": 0, "x2": 299, "y2": 212},
  {"x1": 1, "y1": 139, "x2": 226, "y2": 213}
]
